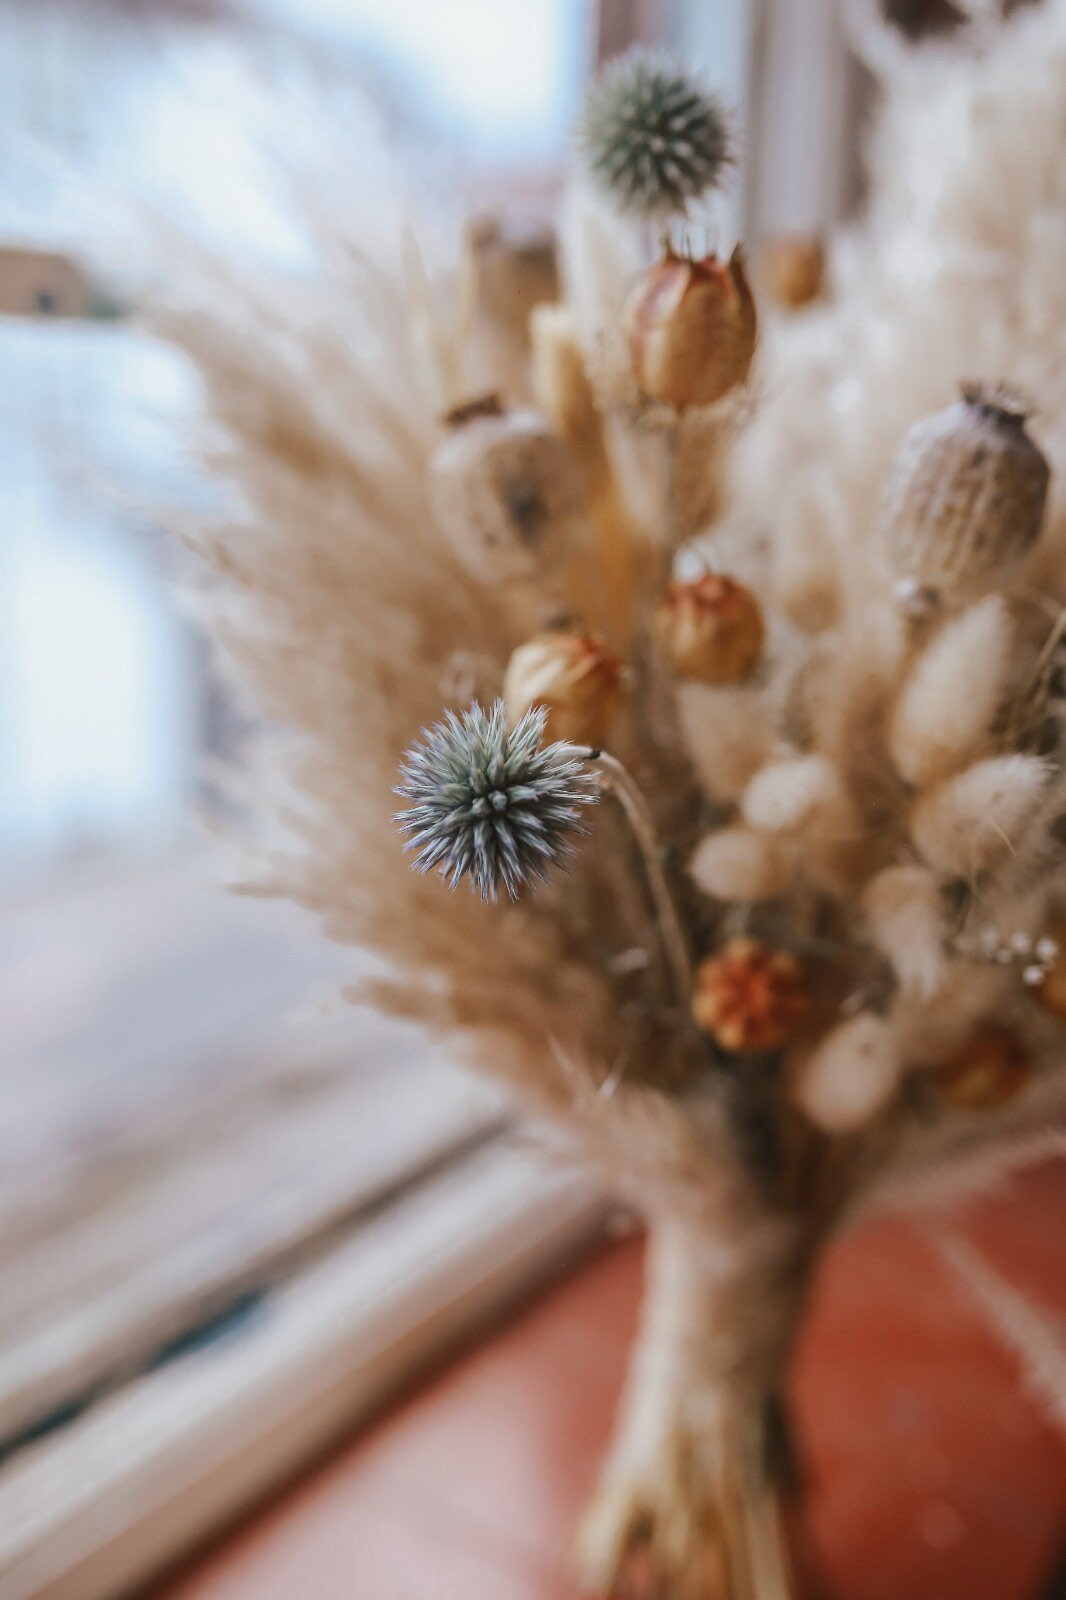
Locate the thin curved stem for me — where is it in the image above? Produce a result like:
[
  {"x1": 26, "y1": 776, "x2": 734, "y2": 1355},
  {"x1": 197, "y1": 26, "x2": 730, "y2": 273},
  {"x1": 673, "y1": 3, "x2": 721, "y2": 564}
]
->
[{"x1": 586, "y1": 747, "x2": 694, "y2": 1008}]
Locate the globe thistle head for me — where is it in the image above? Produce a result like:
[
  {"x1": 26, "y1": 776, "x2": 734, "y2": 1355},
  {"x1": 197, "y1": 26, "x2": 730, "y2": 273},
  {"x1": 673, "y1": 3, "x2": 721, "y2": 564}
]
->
[
  {"x1": 396, "y1": 700, "x2": 599, "y2": 901},
  {"x1": 578, "y1": 51, "x2": 733, "y2": 218}
]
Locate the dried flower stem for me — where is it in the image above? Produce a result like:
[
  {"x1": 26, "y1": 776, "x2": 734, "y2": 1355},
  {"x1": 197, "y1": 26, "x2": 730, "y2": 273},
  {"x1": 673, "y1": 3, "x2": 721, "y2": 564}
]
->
[
  {"x1": 571, "y1": 435, "x2": 637, "y2": 649},
  {"x1": 662, "y1": 415, "x2": 682, "y2": 585},
  {"x1": 714, "y1": 1403, "x2": 797, "y2": 1600},
  {"x1": 587, "y1": 747, "x2": 693, "y2": 1004}
]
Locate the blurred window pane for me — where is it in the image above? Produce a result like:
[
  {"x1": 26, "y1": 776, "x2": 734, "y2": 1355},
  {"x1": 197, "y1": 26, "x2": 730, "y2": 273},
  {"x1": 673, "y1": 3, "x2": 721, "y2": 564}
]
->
[{"x1": 0, "y1": 0, "x2": 596, "y2": 1536}]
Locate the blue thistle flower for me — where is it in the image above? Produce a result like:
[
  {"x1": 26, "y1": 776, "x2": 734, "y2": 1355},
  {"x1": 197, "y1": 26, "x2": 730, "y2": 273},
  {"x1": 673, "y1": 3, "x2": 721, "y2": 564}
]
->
[
  {"x1": 578, "y1": 51, "x2": 733, "y2": 217},
  {"x1": 396, "y1": 701, "x2": 600, "y2": 901}
]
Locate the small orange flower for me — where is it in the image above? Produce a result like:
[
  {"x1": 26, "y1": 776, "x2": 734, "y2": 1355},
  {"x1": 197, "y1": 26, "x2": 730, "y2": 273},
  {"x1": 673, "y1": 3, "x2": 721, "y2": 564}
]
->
[
  {"x1": 655, "y1": 574, "x2": 764, "y2": 684},
  {"x1": 624, "y1": 246, "x2": 757, "y2": 411},
  {"x1": 937, "y1": 1029, "x2": 1031, "y2": 1112},
  {"x1": 692, "y1": 937, "x2": 808, "y2": 1054}
]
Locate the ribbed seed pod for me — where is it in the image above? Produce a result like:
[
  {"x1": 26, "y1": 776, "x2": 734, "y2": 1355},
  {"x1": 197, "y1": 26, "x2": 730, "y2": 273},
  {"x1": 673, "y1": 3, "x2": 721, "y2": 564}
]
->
[
  {"x1": 431, "y1": 398, "x2": 586, "y2": 587},
  {"x1": 881, "y1": 383, "x2": 1049, "y2": 601}
]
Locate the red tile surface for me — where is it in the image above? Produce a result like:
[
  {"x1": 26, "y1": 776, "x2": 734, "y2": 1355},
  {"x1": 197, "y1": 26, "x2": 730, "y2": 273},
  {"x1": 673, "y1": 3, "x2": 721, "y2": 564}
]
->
[
  {"x1": 792, "y1": 1208, "x2": 1066, "y2": 1600},
  {"x1": 156, "y1": 1163, "x2": 1066, "y2": 1600}
]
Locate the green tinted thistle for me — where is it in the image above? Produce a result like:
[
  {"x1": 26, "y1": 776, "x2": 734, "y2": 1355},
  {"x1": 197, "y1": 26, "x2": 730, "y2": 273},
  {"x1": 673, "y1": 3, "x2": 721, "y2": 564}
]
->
[
  {"x1": 578, "y1": 51, "x2": 732, "y2": 217},
  {"x1": 397, "y1": 701, "x2": 599, "y2": 901}
]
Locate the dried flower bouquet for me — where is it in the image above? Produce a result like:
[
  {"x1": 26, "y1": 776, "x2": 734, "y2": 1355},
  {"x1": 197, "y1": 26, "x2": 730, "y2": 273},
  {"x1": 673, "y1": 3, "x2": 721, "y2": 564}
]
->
[{"x1": 142, "y1": 5, "x2": 1066, "y2": 1596}]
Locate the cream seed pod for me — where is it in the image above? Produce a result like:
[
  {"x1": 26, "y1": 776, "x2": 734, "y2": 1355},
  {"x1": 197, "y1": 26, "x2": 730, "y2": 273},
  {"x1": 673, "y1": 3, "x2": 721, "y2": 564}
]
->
[
  {"x1": 654, "y1": 574, "x2": 764, "y2": 684},
  {"x1": 688, "y1": 826, "x2": 790, "y2": 904},
  {"x1": 503, "y1": 632, "x2": 622, "y2": 746},
  {"x1": 790, "y1": 1013, "x2": 904, "y2": 1135},
  {"x1": 675, "y1": 683, "x2": 774, "y2": 802},
  {"x1": 881, "y1": 383, "x2": 1050, "y2": 603},
  {"x1": 741, "y1": 754, "x2": 853, "y2": 839},
  {"x1": 624, "y1": 247, "x2": 757, "y2": 411},
  {"x1": 431, "y1": 398, "x2": 587, "y2": 587}
]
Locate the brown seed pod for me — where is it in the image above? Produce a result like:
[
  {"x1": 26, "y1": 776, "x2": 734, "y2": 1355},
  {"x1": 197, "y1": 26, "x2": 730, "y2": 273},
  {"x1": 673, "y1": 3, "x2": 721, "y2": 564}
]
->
[
  {"x1": 503, "y1": 633, "x2": 622, "y2": 746},
  {"x1": 759, "y1": 234, "x2": 825, "y2": 310},
  {"x1": 691, "y1": 937, "x2": 808, "y2": 1053},
  {"x1": 623, "y1": 246, "x2": 757, "y2": 411},
  {"x1": 431, "y1": 399, "x2": 586, "y2": 586},
  {"x1": 936, "y1": 1028, "x2": 1032, "y2": 1111},
  {"x1": 881, "y1": 383, "x2": 1049, "y2": 601},
  {"x1": 654, "y1": 574, "x2": 765, "y2": 684}
]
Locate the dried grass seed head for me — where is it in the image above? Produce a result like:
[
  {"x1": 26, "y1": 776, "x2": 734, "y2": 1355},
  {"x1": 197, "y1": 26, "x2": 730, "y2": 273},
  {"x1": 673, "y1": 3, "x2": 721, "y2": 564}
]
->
[
  {"x1": 578, "y1": 51, "x2": 733, "y2": 217},
  {"x1": 396, "y1": 700, "x2": 599, "y2": 901}
]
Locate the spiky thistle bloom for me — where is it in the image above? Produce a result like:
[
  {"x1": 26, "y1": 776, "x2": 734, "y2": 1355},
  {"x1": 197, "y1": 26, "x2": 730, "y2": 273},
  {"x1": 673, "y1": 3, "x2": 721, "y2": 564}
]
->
[
  {"x1": 578, "y1": 51, "x2": 733, "y2": 217},
  {"x1": 396, "y1": 701, "x2": 599, "y2": 901}
]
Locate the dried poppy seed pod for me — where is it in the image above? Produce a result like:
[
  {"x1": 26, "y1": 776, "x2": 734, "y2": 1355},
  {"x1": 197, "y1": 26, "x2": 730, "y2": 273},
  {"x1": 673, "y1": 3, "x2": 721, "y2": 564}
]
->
[
  {"x1": 431, "y1": 397, "x2": 586, "y2": 586},
  {"x1": 624, "y1": 247, "x2": 757, "y2": 411},
  {"x1": 691, "y1": 937, "x2": 808, "y2": 1053},
  {"x1": 654, "y1": 574, "x2": 764, "y2": 683},
  {"x1": 504, "y1": 633, "x2": 622, "y2": 746},
  {"x1": 936, "y1": 1028, "x2": 1032, "y2": 1111},
  {"x1": 881, "y1": 383, "x2": 1049, "y2": 602}
]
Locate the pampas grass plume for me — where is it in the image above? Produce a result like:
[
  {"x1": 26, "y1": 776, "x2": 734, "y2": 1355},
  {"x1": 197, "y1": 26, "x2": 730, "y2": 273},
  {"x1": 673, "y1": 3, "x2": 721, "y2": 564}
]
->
[
  {"x1": 862, "y1": 863, "x2": 947, "y2": 998},
  {"x1": 889, "y1": 596, "x2": 1013, "y2": 786},
  {"x1": 676, "y1": 684, "x2": 773, "y2": 802},
  {"x1": 910, "y1": 753, "x2": 1052, "y2": 877}
]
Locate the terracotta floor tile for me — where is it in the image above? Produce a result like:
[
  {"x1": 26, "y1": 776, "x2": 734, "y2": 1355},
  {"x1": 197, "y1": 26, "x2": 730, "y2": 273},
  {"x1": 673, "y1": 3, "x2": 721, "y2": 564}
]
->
[{"x1": 790, "y1": 1173, "x2": 1066, "y2": 1600}]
